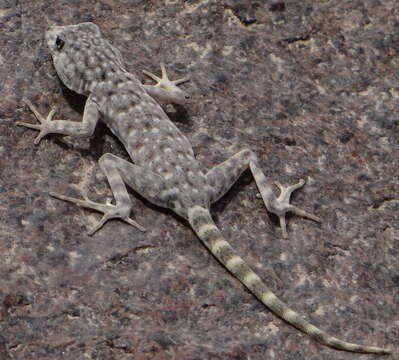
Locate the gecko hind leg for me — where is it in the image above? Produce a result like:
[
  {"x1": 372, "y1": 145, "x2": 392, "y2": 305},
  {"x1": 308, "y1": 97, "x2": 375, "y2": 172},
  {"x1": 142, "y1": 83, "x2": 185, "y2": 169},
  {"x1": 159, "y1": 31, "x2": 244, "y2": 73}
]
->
[
  {"x1": 143, "y1": 63, "x2": 190, "y2": 105},
  {"x1": 205, "y1": 149, "x2": 320, "y2": 238},
  {"x1": 51, "y1": 153, "x2": 168, "y2": 235}
]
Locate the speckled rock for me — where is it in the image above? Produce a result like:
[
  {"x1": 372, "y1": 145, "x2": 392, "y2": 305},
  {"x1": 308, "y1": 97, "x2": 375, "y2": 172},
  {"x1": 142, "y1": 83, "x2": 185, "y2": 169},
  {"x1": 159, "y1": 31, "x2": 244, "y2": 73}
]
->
[{"x1": 0, "y1": 1, "x2": 398, "y2": 359}]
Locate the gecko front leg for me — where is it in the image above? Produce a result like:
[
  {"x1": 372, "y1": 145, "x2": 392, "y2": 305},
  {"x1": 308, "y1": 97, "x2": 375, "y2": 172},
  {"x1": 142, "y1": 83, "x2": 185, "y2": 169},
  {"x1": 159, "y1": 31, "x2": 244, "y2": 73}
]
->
[
  {"x1": 205, "y1": 149, "x2": 320, "y2": 238},
  {"x1": 17, "y1": 96, "x2": 100, "y2": 143},
  {"x1": 143, "y1": 63, "x2": 191, "y2": 105}
]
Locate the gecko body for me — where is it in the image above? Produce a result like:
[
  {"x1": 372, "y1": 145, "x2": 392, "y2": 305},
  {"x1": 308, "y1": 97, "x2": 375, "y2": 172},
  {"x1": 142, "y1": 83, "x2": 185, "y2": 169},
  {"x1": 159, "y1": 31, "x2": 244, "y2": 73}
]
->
[{"x1": 17, "y1": 23, "x2": 389, "y2": 354}]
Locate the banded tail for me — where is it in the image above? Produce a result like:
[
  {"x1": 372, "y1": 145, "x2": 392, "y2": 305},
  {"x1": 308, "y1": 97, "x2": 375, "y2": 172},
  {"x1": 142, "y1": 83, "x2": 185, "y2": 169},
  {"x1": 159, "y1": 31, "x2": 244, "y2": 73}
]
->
[{"x1": 187, "y1": 206, "x2": 389, "y2": 354}]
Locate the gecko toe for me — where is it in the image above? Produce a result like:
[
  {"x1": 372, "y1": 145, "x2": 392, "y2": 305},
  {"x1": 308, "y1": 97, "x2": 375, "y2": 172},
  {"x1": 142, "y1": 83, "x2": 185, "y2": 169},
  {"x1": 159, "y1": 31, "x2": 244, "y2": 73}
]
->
[{"x1": 51, "y1": 191, "x2": 143, "y2": 234}]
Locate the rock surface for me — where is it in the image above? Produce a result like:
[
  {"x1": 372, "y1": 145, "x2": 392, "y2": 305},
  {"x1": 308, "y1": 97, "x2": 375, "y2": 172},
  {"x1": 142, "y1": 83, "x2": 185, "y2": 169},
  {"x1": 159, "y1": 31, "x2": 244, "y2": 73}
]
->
[{"x1": 0, "y1": 0, "x2": 398, "y2": 359}]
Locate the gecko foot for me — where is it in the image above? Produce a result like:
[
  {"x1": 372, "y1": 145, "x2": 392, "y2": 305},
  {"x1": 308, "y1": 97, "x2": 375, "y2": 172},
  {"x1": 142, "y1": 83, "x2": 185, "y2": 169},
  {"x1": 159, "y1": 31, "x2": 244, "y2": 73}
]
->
[
  {"x1": 49, "y1": 192, "x2": 146, "y2": 235},
  {"x1": 266, "y1": 179, "x2": 320, "y2": 238},
  {"x1": 143, "y1": 63, "x2": 190, "y2": 105},
  {"x1": 16, "y1": 100, "x2": 56, "y2": 144}
]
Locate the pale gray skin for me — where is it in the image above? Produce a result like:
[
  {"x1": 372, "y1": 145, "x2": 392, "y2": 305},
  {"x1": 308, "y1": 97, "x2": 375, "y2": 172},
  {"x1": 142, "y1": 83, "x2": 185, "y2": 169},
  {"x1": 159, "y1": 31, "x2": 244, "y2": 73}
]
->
[{"x1": 17, "y1": 23, "x2": 389, "y2": 354}]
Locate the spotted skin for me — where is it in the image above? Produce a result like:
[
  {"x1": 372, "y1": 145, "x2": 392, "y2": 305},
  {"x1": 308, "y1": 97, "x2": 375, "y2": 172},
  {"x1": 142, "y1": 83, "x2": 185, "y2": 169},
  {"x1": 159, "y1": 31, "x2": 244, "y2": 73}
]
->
[{"x1": 17, "y1": 23, "x2": 389, "y2": 354}]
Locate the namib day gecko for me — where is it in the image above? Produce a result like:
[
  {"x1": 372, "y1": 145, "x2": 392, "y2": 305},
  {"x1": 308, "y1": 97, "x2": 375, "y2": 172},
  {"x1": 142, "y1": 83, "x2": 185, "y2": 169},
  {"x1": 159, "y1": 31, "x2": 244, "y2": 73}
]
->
[{"x1": 17, "y1": 23, "x2": 389, "y2": 355}]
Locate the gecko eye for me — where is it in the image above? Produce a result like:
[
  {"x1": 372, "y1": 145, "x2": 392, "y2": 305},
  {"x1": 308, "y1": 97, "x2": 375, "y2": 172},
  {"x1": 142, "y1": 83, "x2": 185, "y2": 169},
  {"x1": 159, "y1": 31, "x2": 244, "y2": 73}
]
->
[{"x1": 55, "y1": 37, "x2": 65, "y2": 50}]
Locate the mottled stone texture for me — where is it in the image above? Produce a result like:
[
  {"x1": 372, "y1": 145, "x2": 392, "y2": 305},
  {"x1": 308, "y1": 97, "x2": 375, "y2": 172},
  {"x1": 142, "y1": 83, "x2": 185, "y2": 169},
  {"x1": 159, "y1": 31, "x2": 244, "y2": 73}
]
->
[{"x1": 0, "y1": 0, "x2": 398, "y2": 359}]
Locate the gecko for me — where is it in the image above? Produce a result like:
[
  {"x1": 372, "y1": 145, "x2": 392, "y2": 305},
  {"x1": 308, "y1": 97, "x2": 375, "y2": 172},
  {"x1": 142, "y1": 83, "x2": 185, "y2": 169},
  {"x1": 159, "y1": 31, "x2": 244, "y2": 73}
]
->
[{"x1": 16, "y1": 22, "x2": 389, "y2": 354}]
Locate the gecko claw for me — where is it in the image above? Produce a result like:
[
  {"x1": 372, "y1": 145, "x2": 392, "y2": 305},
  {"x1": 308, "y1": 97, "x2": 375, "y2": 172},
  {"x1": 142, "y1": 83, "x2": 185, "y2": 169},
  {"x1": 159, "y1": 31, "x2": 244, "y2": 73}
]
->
[
  {"x1": 123, "y1": 217, "x2": 146, "y2": 232},
  {"x1": 289, "y1": 205, "x2": 321, "y2": 223},
  {"x1": 267, "y1": 179, "x2": 320, "y2": 238},
  {"x1": 17, "y1": 100, "x2": 57, "y2": 144},
  {"x1": 87, "y1": 214, "x2": 145, "y2": 236},
  {"x1": 143, "y1": 63, "x2": 190, "y2": 104},
  {"x1": 50, "y1": 191, "x2": 146, "y2": 235},
  {"x1": 87, "y1": 216, "x2": 108, "y2": 236}
]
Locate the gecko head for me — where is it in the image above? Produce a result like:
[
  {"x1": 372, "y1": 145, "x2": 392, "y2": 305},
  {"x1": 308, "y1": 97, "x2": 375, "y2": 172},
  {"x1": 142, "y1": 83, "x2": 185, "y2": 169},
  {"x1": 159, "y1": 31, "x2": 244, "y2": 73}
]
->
[
  {"x1": 46, "y1": 23, "x2": 101, "y2": 54},
  {"x1": 45, "y1": 23, "x2": 122, "y2": 95}
]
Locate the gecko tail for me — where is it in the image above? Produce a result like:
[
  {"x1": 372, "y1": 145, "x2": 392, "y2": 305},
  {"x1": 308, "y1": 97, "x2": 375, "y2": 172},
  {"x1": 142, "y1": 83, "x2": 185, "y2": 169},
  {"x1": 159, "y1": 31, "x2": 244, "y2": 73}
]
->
[{"x1": 187, "y1": 205, "x2": 389, "y2": 355}]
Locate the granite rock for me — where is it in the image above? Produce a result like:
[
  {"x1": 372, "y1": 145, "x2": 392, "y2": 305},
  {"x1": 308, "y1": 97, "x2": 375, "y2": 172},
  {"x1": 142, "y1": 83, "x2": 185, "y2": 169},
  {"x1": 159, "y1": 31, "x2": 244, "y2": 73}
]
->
[{"x1": 0, "y1": 0, "x2": 398, "y2": 359}]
